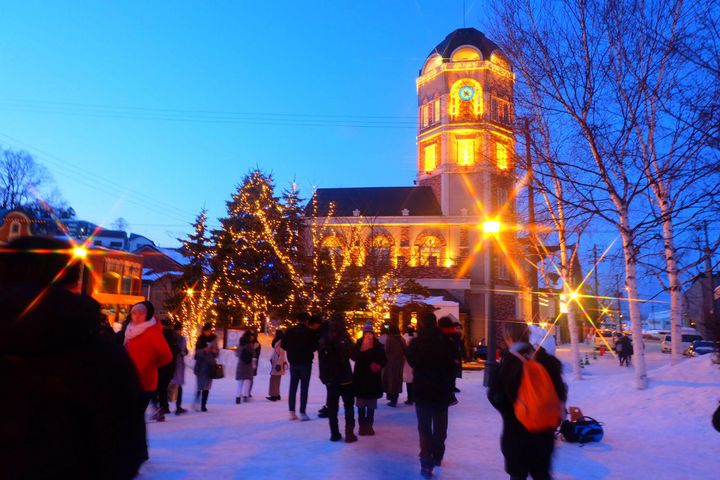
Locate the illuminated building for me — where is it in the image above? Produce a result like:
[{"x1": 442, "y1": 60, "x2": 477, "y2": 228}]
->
[{"x1": 309, "y1": 28, "x2": 526, "y2": 344}]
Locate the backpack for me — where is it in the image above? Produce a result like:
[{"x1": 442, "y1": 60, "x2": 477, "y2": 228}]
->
[
  {"x1": 560, "y1": 417, "x2": 604, "y2": 443},
  {"x1": 511, "y1": 351, "x2": 563, "y2": 433}
]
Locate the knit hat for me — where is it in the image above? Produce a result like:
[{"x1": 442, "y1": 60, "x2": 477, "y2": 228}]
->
[{"x1": 363, "y1": 320, "x2": 374, "y2": 333}]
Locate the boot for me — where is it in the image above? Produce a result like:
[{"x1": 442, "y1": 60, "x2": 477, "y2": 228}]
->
[
  {"x1": 405, "y1": 383, "x2": 414, "y2": 405},
  {"x1": 366, "y1": 408, "x2": 376, "y2": 436},
  {"x1": 201, "y1": 390, "x2": 209, "y2": 412},
  {"x1": 345, "y1": 421, "x2": 358, "y2": 443},
  {"x1": 236, "y1": 397, "x2": 242, "y2": 404},
  {"x1": 357, "y1": 407, "x2": 370, "y2": 436},
  {"x1": 329, "y1": 417, "x2": 342, "y2": 442}
]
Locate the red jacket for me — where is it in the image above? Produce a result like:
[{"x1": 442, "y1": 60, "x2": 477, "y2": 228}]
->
[{"x1": 125, "y1": 321, "x2": 173, "y2": 392}]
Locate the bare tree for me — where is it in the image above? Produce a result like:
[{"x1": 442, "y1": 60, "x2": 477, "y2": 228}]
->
[{"x1": 0, "y1": 147, "x2": 49, "y2": 209}]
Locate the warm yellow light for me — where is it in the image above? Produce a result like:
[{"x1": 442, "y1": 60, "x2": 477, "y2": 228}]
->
[
  {"x1": 569, "y1": 291, "x2": 579, "y2": 301},
  {"x1": 452, "y1": 47, "x2": 481, "y2": 62},
  {"x1": 457, "y1": 138, "x2": 475, "y2": 166},
  {"x1": 186, "y1": 288, "x2": 195, "y2": 296},
  {"x1": 72, "y1": 246, "x2": 88, "y2": 259},
  {"x1": 424, "y1": 144, "x2": 437, "y2": 172},
  {"x1": 482, "y1": 220, "x2": 502, "y2": 234},
  {"x1": 497, "y1": 143, "x2": 509, "y2": 170},
  {"x1": 444, "y1": 258, "x2": 454, "y2": 268}
]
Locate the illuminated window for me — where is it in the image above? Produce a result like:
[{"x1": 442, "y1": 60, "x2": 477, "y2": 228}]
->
[
  {"x1": 423, "y1": 54, "x2": 443, "y2": 74},
  {"x1": 433, "y1": 98, "x2": 440, "y2": 123},
  {"x1": 424, "y1": 144, "x2": 437, "y2": 172},
  {"x1": 457, "y1": 139, "x2": 474, "y2": 166},
  {"x1": 367, "y1": 235, "x2": 393, "y2": 267},
  {"x1": 452, "y1": 47, "x2": 481, "y2": 62},
  {"x1": 497, "y1": 143, "x2": 509, "y2": 170},
  {"x1": 492, "y1": 98, "x2": 511, "y2": 124},
  {"x1": 422, "y1": 103, "x2": 429, "y2": 128},
  {"x1": 417, "y1": 235, "x2": 443, "y2": 266}
]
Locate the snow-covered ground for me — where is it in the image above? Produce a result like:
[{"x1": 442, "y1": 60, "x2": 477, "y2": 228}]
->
[{"x1": 139, "y1": 337, "x2": 719, "y2": 479}]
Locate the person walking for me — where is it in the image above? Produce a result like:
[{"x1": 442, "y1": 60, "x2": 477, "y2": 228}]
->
[
  {"x1": 0, "y1": 236, "x2": 148, "y2": 479},
  {"x1": 403, "y1": 325, "x2": 417, "y2": 405},
  {"x1": 193, "y1": 323, "x2": 219, "y2": 412},
  {"x1": 155, "y1": 319, "x2": 179, "y2": 418},
  {"x1": 124, "y1": 302, "x2": 174, "y2": 422},
  {"x1": 406, "y1": 313, "x2": 456, "y2": 479},
  {"x1": 382, "y1": 324, "x2": 407, "y2": 407},
  {"x1": 438, "y1": 316, "x2": 464, "y2": 399},
  {"x1": 247, "y1": 331, "x2": 262, "y2": 398},
  {"x1": 352, "y1": 321, "x2": 387, "y2": 436},
  {"x1": 282, "y1": 312, "x2": 320, "y2": 421},
  {"x1": 235, "y1": 330, "x2": 255, "y2": 404},
  {"x1": 171, "y1": 322, "x2": 189, "y2": 415},
  {"x1": 318, "y1": 313, "x2": 358, "y2": 443},
  {"x1": 488, "y1": 322, "x2": 567, "y2": 480},
  {"x1": 267, "y1": 330, "x2": 288, "y2": 401}
]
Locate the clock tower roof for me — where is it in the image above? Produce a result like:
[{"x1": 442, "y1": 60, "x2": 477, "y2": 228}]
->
[{"x1": 424, "y1": 28, "x2": 503, "y2": 68}]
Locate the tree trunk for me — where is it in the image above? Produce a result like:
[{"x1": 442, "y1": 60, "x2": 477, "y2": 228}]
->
[
  {"x1": 619, "y1": 211, "x2": 648, "y2": 389},
  {"x1": 567, "y1": 307, "x2": 582, "y2": 381},
  {"x1": 661, "y1": 214, "x2": 684, "y2": 366}
]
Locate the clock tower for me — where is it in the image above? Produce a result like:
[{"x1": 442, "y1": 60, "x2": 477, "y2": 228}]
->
[{"x1": 416, "y1": 28, "x2": 515, "y2": 219}]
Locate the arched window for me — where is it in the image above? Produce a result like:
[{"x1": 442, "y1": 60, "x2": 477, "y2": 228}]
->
[
  {"x1": 415, "y1": 233, "x2": 445, "y2": 267},
  {"x1": 451, "y1": 46, "x2": 481, "y2": 62},
  {"x1": 422, "y1": 54, "x2": 443, "y2": 74},
  {"x1": 366, "y1": 234, "x2": 394, "y2": 267},
  {"x1": 449, "y1": 79, "x2": 482, "y2": 121},
  {"x1": 321, "y1": 235, "x2": 343, "y2": 260}
]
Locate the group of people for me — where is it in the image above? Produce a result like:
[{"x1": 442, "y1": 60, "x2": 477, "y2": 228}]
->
[
  {"x1": 613, "y1": 333, "x2": 634, "y2": 367},
  {"x1": 1, "y1": 236, "x2": 570, "y2": 480}
]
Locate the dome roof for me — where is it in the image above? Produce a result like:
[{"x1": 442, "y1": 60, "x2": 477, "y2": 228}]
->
[{"x1": 421, "y1": 28, "x2": 506, "y2": 74}]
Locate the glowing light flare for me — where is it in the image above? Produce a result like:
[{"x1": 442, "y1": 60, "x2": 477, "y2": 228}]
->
[{"x1": 482, "y1": 220, "x2": 502, "y2": 234}]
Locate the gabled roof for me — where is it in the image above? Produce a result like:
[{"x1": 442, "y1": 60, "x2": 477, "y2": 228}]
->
[{"x1": 309, "y1": 186, "x2": 442, "y2": 217}]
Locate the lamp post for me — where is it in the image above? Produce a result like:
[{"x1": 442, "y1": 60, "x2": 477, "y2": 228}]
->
[{"x1": 482, "y1": 220, "x2": 501, "y2": 387}]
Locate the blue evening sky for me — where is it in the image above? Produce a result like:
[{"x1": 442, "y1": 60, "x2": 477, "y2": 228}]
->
[{"x1": 0, "y1": 0, "x2": 486, "y2": 244}]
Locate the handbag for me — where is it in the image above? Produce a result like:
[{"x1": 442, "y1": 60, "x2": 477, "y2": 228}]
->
[{"x1": 212, "y1": 363, "x2": 225, "y2": 379}]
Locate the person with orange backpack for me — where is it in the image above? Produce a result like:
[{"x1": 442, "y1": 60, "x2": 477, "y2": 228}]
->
[{"x1": 488, "y1": 322, "x2": 567, "y2": 480}]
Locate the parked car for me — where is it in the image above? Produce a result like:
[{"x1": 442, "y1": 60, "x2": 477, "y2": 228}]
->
[
  {"x1": 684, "y1": 340, "x2": 719, "y2": 357},
  {"x1": 661, "y1": 334, "x2": 703, "y2": 353},
  {"x1": 594, "y1": 330, "x2": 615, "y2": 350}
]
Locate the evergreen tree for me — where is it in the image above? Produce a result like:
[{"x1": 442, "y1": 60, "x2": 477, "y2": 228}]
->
[{"x1": 212, "y1": 169, "x2": 294, "y2": 328}]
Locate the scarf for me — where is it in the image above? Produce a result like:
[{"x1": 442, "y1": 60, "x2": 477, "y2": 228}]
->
[{"x1": 124, "y1": 317, "x2": 157, "y2": 345}]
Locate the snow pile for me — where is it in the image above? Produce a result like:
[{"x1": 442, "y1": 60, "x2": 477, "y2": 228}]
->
[{"x1": 139, "y1": 338, "x2": 719, "y2": 479}]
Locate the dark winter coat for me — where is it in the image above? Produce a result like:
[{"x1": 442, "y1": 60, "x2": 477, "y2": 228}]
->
[
  {"x1": 442, "y1": 328, "x2": 464, "y2": 379},
  {"x1": 352, "y1": 337, "x2": 388, "y2": 399},
  {"x1": 382, "y1": 334, "x2": 407, "y2": 395},
  {"x1": 406, "y1": 325, "x2": 456, "y2": 407},
  {"x1": 283, "y1": 323, "x2": 318, "y2": 366},
  {"x1": 172, "y1": 334, "x2": 188, "y2": 386},
  {"x1": 487, "y1": 343, "x2": 567, "y2": 477},
  {"x1": 318, "y1": 331, "x2": 354, "y2": 386},
  {"x1": 0, "y1": 285, "x2": 147, "y2": 480},
  {"x1": 235, "y1": 341, "x2": 255, "y2": 381},
  {"x1": 194, "y1": 334, "x2": 219, "y2": 390}
]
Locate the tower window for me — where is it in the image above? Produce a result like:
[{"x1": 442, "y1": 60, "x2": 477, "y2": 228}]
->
[
  {"x1": 492, "y1": 98, "x2": 511, "y2": 124},
  {"x1": 457, "y1": 139, "x2": 474, "y2": 166},
  {"x1": 422, "y1": 103, "x2": 430, "y2": 128},
  {"x1": 433, "y1": 98, "x2": 440, "y2": 124},
  {"x1": 424, "y1": 144, "x2": 437, "y2": 172},
  {"x1": 497, "y1": 143, "x2": 509, "y2": 170}
]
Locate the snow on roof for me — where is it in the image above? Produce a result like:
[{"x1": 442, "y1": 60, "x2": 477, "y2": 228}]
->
[
  {"x1": 158, "y1": 247, "x2": 190, "y2": 267},
  {"x1": 395, "y1": 294, "x2": 458, "y2": 307},
  {"x1": 143, "y1": 271, "x2": 182, "y2": 282}
]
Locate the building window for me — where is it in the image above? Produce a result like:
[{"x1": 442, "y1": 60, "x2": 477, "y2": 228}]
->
[
  {"x1": 10, "y1": 222, "x2": 20, "y2": 233},
  {"x1": 497, "y1": 143, "x2": 509, "y2": 170},
  {"x1": 497, "y1": 257, "x2": 509, "y2": 280},
  {"x1": 492, "y1": 98, "x2": 511, "y2": 124},
  {"x1": 433, "y1": 98, "x2": 440, "y2": 124},
  {"x1": 457, "y1": 138, "x2": 474, "y2": 166},
  {"x1": 424, "y1": 144, "x2": 437, "y2": 172},
  {"x1": 417, "y1": 235, "x2": 443, "y2": 266},
  {"x1": 422, "y1": 103, "x2": 430, "y2": 128},
  {"x1": 396, "y1": 256, "x2": 406, "y2": 268},
  {"x1": 367, "y1": 235, "x2": 393, "y2": 267},
  {"x1": 497, "y1": 188, "x2": 509, "y2": 208}
]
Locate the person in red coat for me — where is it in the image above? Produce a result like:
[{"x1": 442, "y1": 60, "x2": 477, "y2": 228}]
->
[{"x1": 124, "y1": 301, "x2": 173, "y2": 417}]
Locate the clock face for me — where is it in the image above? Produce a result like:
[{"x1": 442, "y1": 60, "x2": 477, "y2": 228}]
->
[{"x1": 459, "y1": 86, "x2": 475, "y2": 101}]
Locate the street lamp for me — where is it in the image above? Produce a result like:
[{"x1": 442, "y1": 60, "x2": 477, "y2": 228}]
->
[
  {"x1": 72, "y1": 245, "x2": 89, "y2": 295},
  {"x1": 482, "y1": 220, "x2": 501, "y2": 387}
]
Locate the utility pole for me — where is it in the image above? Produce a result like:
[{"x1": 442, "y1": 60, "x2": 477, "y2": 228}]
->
[
  {"x1": 593, "y1": 244, "x2": 600, "y2": 325},
  {"x1": 702, "y1": 220, "x2": 715, "y2": 333},
  {"x1": 524, "y1": 118, "x2": 539, "y2": 324}
]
